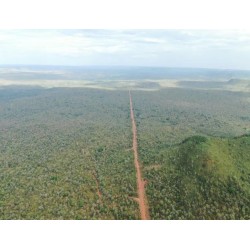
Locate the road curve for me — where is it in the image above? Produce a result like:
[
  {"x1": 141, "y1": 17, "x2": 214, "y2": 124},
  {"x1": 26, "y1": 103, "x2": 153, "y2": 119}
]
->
[{"x1": 129, "y1": 90, "x2": 150, "y2": 220}]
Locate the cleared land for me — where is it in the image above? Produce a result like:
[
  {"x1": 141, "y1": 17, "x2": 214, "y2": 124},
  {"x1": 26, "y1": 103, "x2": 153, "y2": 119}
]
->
[
  {"x1": 129, "y1": 90, "x2": 150, "y2": 220},
  {"x1": 0, "y1": 66, "x2": 250, "y2": 92}
]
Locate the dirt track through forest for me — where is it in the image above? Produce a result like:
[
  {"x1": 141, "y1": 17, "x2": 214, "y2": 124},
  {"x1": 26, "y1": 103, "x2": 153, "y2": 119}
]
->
[
  {"x1": 92, "y1": 170, "x2": 102, "y2": 202},
  {"x1": 129, "y1": 90, "x2": 150, "y2": 220}
]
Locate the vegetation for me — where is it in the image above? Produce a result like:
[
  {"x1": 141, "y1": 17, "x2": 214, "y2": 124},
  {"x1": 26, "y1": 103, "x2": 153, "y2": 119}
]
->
[
  {"x1": 0, "y1": 74, "x2": 249, "y2": 219},
  {"x1": 133, "y1": 88, "x2": 250, "y2": 219},
  {"x1": 144, "y1": 135, "x2": 250, "y2": 219},
  {"x1": 0, "y1": 87, "x2": 138, "y2": 219}
]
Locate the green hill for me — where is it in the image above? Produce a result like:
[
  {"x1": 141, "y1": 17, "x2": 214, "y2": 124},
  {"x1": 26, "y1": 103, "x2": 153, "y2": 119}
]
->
[{"x1": 145, "y1": 135, "x2": 250, "y2": 219}]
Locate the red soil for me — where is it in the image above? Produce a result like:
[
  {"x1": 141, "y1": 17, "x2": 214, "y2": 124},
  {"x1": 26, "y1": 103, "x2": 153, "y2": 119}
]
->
[
  {"x1": 92, "y1": 170, "x2": 102, "y2": 202},
  {"x1": 129, "y1": 90, "x2": 150, "y2": 220}
]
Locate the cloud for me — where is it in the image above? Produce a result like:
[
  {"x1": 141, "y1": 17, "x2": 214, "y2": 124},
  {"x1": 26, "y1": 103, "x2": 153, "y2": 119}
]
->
[{"x1": 0, "y1": 29, "x2": 250, "y2": 69}]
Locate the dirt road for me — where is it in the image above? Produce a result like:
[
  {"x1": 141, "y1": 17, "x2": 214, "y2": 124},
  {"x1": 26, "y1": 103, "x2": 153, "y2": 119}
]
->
[
  {"x1": 129, "y1": 90, "x2": 150, "y2": 220},
  {"x1": 92, "y1": 170, "x2": 102, "y2": 202}
]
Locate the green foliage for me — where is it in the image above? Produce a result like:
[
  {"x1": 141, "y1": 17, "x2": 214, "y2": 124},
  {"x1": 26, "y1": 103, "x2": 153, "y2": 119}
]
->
[
  {"x1": 0, "y1": 87, "x2": 139, "y2": 219},
  {"x1": 0, "y1": 85, "x2": 250, "y2": 220},
  {"x1": 182, "y1": 135, "x2": 208, "y2": 144},
  {"x1": 143, "y1": 135, "x2": 250, "y2": 220},
  {"x1": 133, "y1": 88, "x2": 250, "y2": 219}
]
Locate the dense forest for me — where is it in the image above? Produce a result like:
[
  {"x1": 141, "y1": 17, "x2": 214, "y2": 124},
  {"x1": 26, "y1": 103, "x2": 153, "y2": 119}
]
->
[
  {"x1": 132, "y1": 88, "x2": 250, "y2": 219},
  {"x1": 0, "y1": 83, "x2": 249, "y2": 219},
  {"x1": 0, "y1": 87, "x2": 138, "y2": 219},
  {"x1": 144, "y1": 135, "x2": 250, "y2": 219}
]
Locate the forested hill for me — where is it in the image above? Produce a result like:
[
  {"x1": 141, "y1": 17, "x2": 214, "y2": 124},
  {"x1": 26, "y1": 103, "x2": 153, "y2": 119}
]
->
[{"x1": 145, "y1": 135, "x2": 250, "y2": 219}]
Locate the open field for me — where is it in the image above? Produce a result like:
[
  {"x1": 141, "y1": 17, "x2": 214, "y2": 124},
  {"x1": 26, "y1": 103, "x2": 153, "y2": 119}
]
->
[
  {"x1": 0, "y1": 66, "x2": 250, "y2": 219},
  {"x1": 1, "y1": 66, "x2": 250, "y2": 92}
]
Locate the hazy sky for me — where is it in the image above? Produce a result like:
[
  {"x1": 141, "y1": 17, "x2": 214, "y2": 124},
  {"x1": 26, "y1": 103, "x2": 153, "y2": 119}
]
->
[{"x1": 1, "y1": 29, "x2": 250, "y2": 70}]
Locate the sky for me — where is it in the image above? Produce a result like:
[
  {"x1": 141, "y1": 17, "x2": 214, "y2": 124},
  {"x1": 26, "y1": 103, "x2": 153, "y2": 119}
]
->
[{"x1": 1, "y1": 29, "x2": 250, "y2": 70}]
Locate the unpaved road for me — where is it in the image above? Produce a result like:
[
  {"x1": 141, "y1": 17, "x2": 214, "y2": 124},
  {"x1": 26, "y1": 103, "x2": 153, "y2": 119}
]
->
[
  {"x1": 129, "y1": 90, "x2": 150, "y2": 220},
  {"x1": 92, "y1": 170, "x2": 102, "y2": 202}
]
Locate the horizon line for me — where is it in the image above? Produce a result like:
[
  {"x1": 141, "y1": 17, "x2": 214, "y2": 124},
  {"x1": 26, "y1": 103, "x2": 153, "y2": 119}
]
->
[{"x1": 1, "y1": 64, "x2": 250, "y2": 72}]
